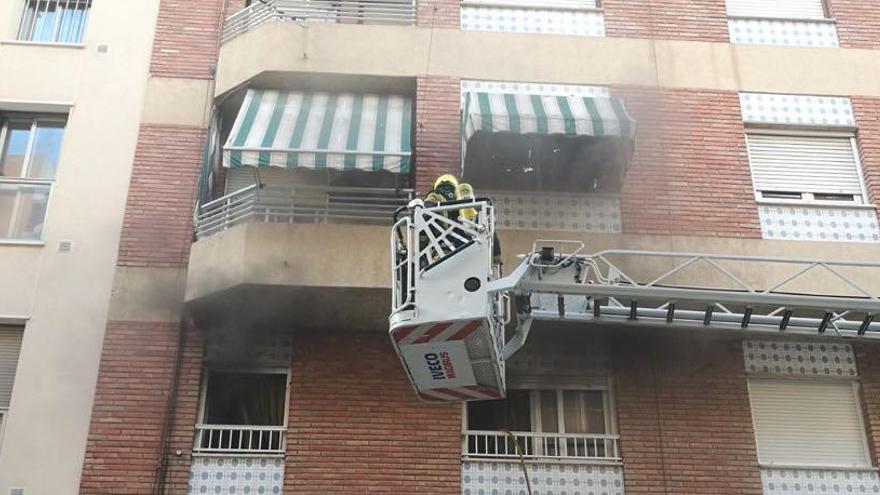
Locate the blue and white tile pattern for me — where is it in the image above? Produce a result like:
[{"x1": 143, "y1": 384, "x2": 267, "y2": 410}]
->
[
  {"x1": 740, "y1": 93, "x2": 854, "y2": 127},
  {"x1": 461, "y1": 6, "x2": 604, "y2": 37},
  {"x1": 462, "y1": 461, "x2": 625, "y2": 495},
  {"x1": 761, "y1": 467, "x2": 880, "y2": 495},
  {"x1": 188, "y1": 455, "x2": 284, "y2": 495},
  {"x1": 743, "y1": 340, "x2": 857, "y2": 378},
  {"x1": 728, "y1": 18, "x2": 839, "y2": 48},
  {"x1": 490, "y1": 192, "x2": 621, "y2": 233},
  {"x1": 758, "y1": 205, "x2": 879, "y2": 243}
]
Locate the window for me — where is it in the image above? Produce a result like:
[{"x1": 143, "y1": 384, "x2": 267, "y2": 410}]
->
[
  {"x1": 746, "y1": 132, "x2": 867, "y2": 205},
  {"x1": 726, "y1": 0, "x2": 828, "y2": 19},
  {"x1": 0, "y1": 326, "x2": 25, "y2": 451},
  {"x1": 0, "y1": 116, "x2": 65, "y2": 242},
  {"x1": 196, "y1": 370, "x2": 288, "y2": 453},
  {"x1": 748, "y1": 378, "x2": 871, "y2": 468},
  {"x1": 465, "y1": 388, "x2": 617, "y2": 460},
  {"x1": 17, "y1": 0, "x2": 91, "y2": 44}
]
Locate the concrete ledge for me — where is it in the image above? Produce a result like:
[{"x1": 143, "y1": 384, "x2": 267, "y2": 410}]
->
[
  {"x1": 216, "y1": 22, "x2": 880, "y2": 97},
  {"x1": 141, "y1": 77, "x2": 212, "y2": 126},
  {"x1": 108, "y1": 266, "x2": 188, "y2": 322}
]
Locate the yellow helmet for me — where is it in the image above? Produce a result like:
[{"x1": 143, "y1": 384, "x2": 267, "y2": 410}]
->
[{"x1": 434, "y1": 174, "x2": 459, "y2": 190}]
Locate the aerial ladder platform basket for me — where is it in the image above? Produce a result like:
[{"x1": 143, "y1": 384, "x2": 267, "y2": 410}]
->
[{"x1": 390, "y1": 199, "x2": 880, "y2": 403}]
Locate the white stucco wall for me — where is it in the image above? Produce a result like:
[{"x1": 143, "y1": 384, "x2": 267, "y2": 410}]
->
[{"x1": 0, "y1": 0, "x2": 160, "y2": 492}]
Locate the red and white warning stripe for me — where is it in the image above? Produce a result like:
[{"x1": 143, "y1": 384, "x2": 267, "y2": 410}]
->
[
  {"x1": 392, "y1": 319, "x2": 483, "y2": 345},
  {"x1": 419, "y1": 385, "x2": 502, "y2": 402}
]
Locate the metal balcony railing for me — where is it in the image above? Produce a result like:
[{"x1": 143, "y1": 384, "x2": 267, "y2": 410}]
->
[
  {"x1": 222, "y1": 0, "x2": 417, "y2": 42},
  {"x1": 464, "y1": 430, "x2": 621, "y2": 462},
  {"x1": 194, "y1": 424, "x2": 286, "y2": 454},
  {"x1": 195, "y1": 184, "x2": 414, "y2": 239}
]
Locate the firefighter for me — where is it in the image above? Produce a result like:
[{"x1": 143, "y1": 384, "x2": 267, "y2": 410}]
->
[{"x1": 424, "y1": 174, "x2": 502, "y2": 267}]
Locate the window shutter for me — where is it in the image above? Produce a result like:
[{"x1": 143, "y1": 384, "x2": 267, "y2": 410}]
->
[
  {"x1": 0, "y1": 327, "x2": 24, "y2": 409},
  {"x1": 746, "y1": 134, "x2": 864, "y2": 197},
  {"x1": 749, "y1": 379, "x2": 870, "y2": 468},
  {"x1": 465, "y1": 0, "x2": 598, "y2": 8},
  {"x1": 726, "y1": 0, "x2": 826, "y2": 19}
]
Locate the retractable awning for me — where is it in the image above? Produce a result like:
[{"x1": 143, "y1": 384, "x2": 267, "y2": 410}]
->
[
  {"x1": 462, "y1": 92, "x2": 636, "y2": 144},
  {"x1": 224, "y1": 89, "x2": 412, "y2": 173}
]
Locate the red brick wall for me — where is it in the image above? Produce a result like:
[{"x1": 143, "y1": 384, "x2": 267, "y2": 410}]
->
[
  {"x1": 852, "y1": 97, "x2": 880, "y2": 225},
  {"x1": 150, "y1": 0, "x2": 225, "y2": 79},
  {"x1": 616, "y1": 87, "x2": 761, "y2": 237},
  {"x1": 415, "y1": 76, "x2": 462, "y2": 194},
  {"x1": 116, "y1": 125, "x2": 205, "y2": 268},
  {"x1": 613, "y1": 332, "x2": 763, "y2": 495},
  {"x1": 286, "y1": 330, "x2": 461, "y2": 493},
  {"x1": 828, "y1": 0, "x2": 880, "y2": 50},
  {"x1": 856, "y1": 343, "x2": 880, "y2": 466},
  {"x1": 79, "y1": 321, "x2": 205, "y2": 495},
  {"x1": 603, "y1": 0, "x2": 729, "y2": 42},
  {"x1": 417, "y1": 0, "x2": 460, "y2": 28}
]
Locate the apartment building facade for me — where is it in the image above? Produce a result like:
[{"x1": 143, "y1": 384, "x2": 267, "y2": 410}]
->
[{"x1": 2, "y1": 0, "x2": 880, "y2": 494}]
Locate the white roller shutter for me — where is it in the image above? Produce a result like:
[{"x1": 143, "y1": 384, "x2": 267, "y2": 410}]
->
[
  {"x1": 746, "y1": 134, "x2": 864, "y2": 197},
  {"x1": 749, "y1": 378, "x2": 870, "y2": 468},
  {"x1": 726, "y1": 0, "x2": 826, "y2": 19},
  {"x1": 0, "y1": 327, "x2": 24, "y2": 409}
]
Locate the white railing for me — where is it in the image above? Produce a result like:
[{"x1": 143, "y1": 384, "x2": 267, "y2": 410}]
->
[
  {"x1": 464, "y1": 430, "x2": 620, "y2": 462},
  {"x1": 194, "y1": 424, "x2": 286, "y2": 454},
  {"x1": 195, "y1": 184, "x2": 414, "y2": 239},
  {"x1": 222, "y1": 0, "x2": 417, "y2": 42}
]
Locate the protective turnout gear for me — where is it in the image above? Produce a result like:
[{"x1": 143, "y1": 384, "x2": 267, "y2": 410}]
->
[{"x1": 423, "y1": 174, "x2": 502, "y2": 267}]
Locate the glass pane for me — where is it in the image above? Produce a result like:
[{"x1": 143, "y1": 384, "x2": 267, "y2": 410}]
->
[
  {"x1": 0, "y1": 183, "x2": 50, "y2": 240},
  {"x1": 205, "y1": 372, "x2": 287, "y2": 426},
  {"x1": 467, "y1": 389, "x2": 531, "y2": 431},
  {"x1": 563, "y1": 390, "x2": 605, "y2": 434},
  {"x1": 30, "y1": 1, "x2": 59, "y2": 42},
  {"x1": 563, "y1": 390, "x2": 587, "y2": 433},
  {"x1": 27, "y1": 122, "x2": 64, "y2": 179},
  {"x1": 57, "y1": 3, "x2": 89, "y2": 43},
  {"x1": 540, "y1": 390, "x2": 558, "y2": 433},
  {"x1": 1, "y1": 122, "x2": 32, "y2": 178}
]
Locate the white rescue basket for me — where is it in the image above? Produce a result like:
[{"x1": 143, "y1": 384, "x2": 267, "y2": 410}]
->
[{"x1": 389, "y1": 198, "x2": 506, "y2": 402}]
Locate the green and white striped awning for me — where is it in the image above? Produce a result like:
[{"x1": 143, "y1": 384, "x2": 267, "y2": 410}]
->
[
  {"x1": 462, "y1": 92, "x2": 636, "y2": 144},
  {"x1": 224, "y1": 89, "x2": 412, "y2": 173}
]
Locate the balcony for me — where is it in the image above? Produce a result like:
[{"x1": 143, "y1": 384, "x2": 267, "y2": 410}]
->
[
  {"x1": 464, "y1": 430, "x2": 620, "y2": 462},
  {"x1": 462, "y1": 430, "x2": 625, "y2": 494},
  {"x1": 194, "y1": 424, "x2": 286, "y2": 455},
  {"x1": 194, "y1": 184, "x2": 413, "y2": 239},
  {"x1": 222, "y1": 0, "x2": 417, "y2": 42}
]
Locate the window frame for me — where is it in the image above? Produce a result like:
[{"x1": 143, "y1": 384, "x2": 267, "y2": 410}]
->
[
  {"x1": 725, "y1": 0, "x2": 832, "y2": 22},
  {"x1": 743, "y1": 127, "x2": 873, "y2": 209},
  {"x1": 463, "y1": 382, "x2": 617, "y2": 435},
  {"x1": 746, "y1": 375, "x2": 874, "y2": 470},
  {"x1": 196, "y1": 366, "x2": 292, "y2": 429},
  {"x1": 16, "y1": 0, "x2": 92, "y2": 45},
  {"x1": 0, "y1": 115, "x2": 65, "y2": 244}
]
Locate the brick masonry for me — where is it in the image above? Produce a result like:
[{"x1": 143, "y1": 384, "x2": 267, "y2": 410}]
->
[
  {"x1": 615, "y1": 87, "x2": 761, "y2": 237},
  {"x1": 603, "y1": 0, "x2": 729, "y2": 42},
  {"x1": 855, "y1": 343, "x2": 880, "y2": 467},
  {"x1": 415, "y1": 75, "x2": 462, "y2": 194},
  {"x1": 416, "y1": 79, "x2": 761, "y2": 237},
  {"x1": 150, "y1": 0, "x2": 225, "y2": 79},
  {"x1": 417, "y1": 0, "x2": 460, "y2": 29},
  {"x1": 829, "y1": 0, "x2": 880, "y2": 50},
  {"x1": 612, "y1": 331, "x2": 764, "y2": 495},
  {"x1": 116, "y1": 125, "x2": 205, "y2": 268},
  {"x1": 852, "y1": 97, "x2": 880, "y2": 226},
  {"x1": 286, "y1": 330, "x2": 462, "y2": 494},
  {"x1": 79, "y1": 321, "x2": 205, "y2": 495}
]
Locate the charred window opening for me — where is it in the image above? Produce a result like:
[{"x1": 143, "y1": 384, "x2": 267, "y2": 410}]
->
[
  {"x1": 204, "y1": 371, "x2": 287, "y2": 426},
  {"x1": 464, "y1": 133, "x2": 629, "y2": 193}
]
